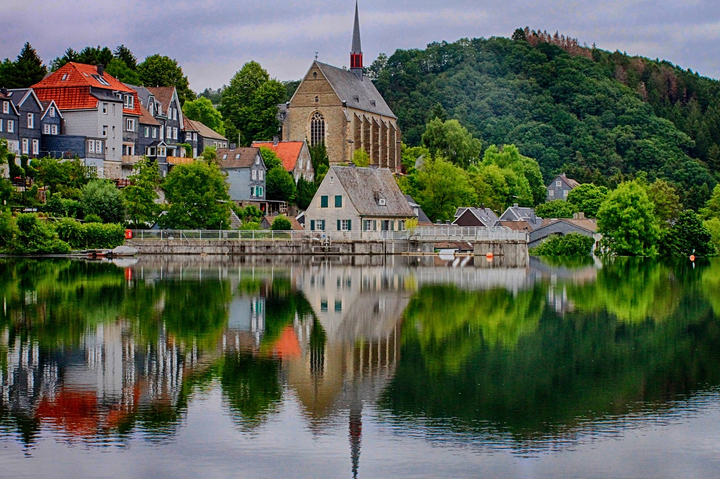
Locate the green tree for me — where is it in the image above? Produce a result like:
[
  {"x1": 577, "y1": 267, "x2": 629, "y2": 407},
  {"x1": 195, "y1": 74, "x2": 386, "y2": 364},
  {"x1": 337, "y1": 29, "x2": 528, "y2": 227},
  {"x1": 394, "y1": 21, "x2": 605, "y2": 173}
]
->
[
  {"x1": 113, "y1": 45, "x2": 137, "y2": 70},
  {"x1": 309, "y1": 143, "x2": 329, "y2": 185},
  {"x1": 421, "y1": 118, "x2": 482, "y2": 168},
  {"x1": 535, "y1": 199, "x2": 577, "y2": 218},
  {"x1": 138, "y1": 54, "x2": 195, "y2": 105},
  {"x1": 660, "y1": 210, "x2": 715, "y2": 257},
  {"x1": 700, "y1": 184, "x2": 720, "y2": 219},
  {"x1": 531, "y1": 232, "x2": 595, "y2": 256},
  {"x1": 295, "y1": 176, "x2": 317, "y2": 210},
  {"x1": 703, "y1": 217, "x2": 720, "y2": 252},
  {"x1": 258, "y1": 146, "x2": 282, "y2": 170},
  {"x1": 220, "y1": 61, "x2": 285, "y2": 146},
  {"x1": 647, "y1": 179, "x2": 681, "y2": 226},
  {"x1": 3, "y1": 42, "x2": 47, "y2": 88},
  {"x1": 123, "y1": 157, "x2": 161, "y2": 227},
  {"x1": 182, "y1": 97, "x2": 225, "y2": 135},
  {"x1": 415, "y1": 156, "x2": 475, "y2": 222},
  {"x1": 270, "y1": 215, "x2": 292, "y2": 230},
  {"x1": 468, "y1": 164, "x2": 509, "y2": 212},
  {"x1": 14, "y1": 214, "x2": 70, "y2": 254},
  {"x1": 481, "y1": 144, "x2": 545, "y2": 205},
  {"x1": 200, "y1": 146, "x2": 217, "y2": 165},
  {"x1": 567, "y1": 183, "x2": 609, "y2": 218},
  {"x1": 160, "y1": 161, "x2": 231, "y2": 229},
  {"x1": 352, "y1": 148, "x2": 370, "y2": 167},
  {"x1": 266, "y1": 166, "x2": 296, "y2": 203},
  {"x1": 81, "y1": 180, "x2": 125, "y2": 224},
  {"x1": 105, "y1": 58, "x2": 140, "y2": 85},
  {"x1": 597, "y1": 180, "x2": 659, "y2": 256}
]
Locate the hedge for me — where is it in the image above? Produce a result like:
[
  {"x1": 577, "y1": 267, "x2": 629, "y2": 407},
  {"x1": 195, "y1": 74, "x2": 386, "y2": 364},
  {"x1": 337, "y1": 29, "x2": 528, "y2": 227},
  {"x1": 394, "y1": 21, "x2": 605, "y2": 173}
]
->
[{"x1": 55, "y1": 218, "x2": 125, "y2": 249}]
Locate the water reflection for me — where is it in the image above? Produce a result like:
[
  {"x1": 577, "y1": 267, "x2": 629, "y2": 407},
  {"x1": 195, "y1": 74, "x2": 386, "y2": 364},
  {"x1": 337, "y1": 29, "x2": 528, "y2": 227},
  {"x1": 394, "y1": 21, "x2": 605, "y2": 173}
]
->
[{"x1": 1, "y1": 256, "x2": 720, "y2": 475}]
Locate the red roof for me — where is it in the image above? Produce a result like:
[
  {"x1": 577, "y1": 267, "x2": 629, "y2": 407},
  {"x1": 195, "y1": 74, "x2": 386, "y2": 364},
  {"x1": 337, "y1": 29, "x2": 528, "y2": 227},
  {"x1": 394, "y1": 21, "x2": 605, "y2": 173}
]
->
[
  {"x1": 32, "y1": 62, "x2": 141, "y2": 115},
  {"x1": 253, "y1": 141, "x2": 304, "y2": 172}
]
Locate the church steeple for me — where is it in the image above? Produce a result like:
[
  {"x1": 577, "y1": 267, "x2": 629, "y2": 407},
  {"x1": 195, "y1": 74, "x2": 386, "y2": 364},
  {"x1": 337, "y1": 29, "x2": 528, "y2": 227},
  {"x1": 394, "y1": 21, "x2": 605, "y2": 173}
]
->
[{"x1": 350, "y1": 1, "x2": 363, "y2": 78}]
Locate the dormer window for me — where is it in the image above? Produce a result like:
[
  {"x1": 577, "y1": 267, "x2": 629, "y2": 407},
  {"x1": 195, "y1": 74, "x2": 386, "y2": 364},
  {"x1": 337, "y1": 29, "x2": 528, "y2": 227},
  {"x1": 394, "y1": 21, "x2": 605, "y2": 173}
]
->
[
  {"x1": 370, "y1": 100, "x2": 376, "y2": 107},
  {"x1": 235, "y1": 154, "x2": 240, "y2": 159},
  {"x1": 2, "y1": 101, "x2": 8, "y2": 114},
  {"x1": 27, "y1": 113, "x2": 34, "y2": 128},
  {"x1": 61, "y1": 73, "x2": 68, "y2": 81},
  {"x1": 49, "y1": 107, "x2": 55, "y2": 117},
  {"x1": 123, "y1": 95, "x2": 134, "y2": 109},
  {"x1": 93, "y1": 75, "x2": 110, "y2": 86},
  {"x1": 378, "y1": 198, "x2": 386, "y2": 206},
  {"x1": 223, "y1": 154, "x2": 227, "y2": 159}
]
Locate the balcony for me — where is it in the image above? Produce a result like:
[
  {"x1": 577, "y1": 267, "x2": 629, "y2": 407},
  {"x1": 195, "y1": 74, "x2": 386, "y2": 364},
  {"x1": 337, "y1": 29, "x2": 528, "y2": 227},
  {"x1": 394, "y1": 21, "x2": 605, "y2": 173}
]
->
[
  {"x1": 167, "y1": 156, "x2": 194, "y2": 165},
  {"x1": 122, "y1": 155, "x2": 142, "y2": 165}
]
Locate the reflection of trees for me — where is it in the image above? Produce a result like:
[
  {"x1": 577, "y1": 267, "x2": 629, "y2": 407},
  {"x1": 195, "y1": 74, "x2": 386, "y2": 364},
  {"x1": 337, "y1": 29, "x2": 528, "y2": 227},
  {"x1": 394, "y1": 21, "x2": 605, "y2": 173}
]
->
[
  {"x1": 401, "y1": 285, "x2": 545, "y2": 373},
  {"x1": 567, "y1": 258, "x2": 681, "y2": 323},
  {"x1": 382, "y1": 266, "x2": 720, "y2": 445}
]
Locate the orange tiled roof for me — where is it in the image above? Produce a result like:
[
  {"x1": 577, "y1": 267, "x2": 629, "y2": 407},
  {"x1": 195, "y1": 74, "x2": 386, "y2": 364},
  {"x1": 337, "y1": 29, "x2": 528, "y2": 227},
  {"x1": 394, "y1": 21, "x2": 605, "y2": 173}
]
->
[
  {"x1": 253, "y1": 141, "x2": 304, "y2": 172},
  {"x1": 32, "y1": 62, "x2": 141, "y2": 115}
]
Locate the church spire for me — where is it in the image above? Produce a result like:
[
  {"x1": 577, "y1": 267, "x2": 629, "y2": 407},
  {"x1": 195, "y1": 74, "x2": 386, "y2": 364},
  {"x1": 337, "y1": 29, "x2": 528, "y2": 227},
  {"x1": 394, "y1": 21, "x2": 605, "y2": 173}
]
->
[{"x1": 350, "y1": 1, "x2": 363, "y2": 78}]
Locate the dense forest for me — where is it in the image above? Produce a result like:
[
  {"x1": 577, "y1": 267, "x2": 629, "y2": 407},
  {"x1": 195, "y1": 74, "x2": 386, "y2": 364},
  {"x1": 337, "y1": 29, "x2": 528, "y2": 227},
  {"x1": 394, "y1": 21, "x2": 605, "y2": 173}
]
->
[{"x1": 371, "y1": 28, "x2": 720, "y2": 207}]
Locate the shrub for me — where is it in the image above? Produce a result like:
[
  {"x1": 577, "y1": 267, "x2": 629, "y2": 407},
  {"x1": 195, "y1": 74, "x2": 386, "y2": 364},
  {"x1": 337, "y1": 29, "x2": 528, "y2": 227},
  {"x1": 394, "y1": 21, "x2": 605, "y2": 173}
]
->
[
  {"x1": 271, "y1": 215, "x2": 292, "y2": 230},
  {"x1": 0, "y1": 210, "x2": 18, "y2": 250},
  {"x1": 81, "y1": 179, "x2": 125, "y2": 223},
  {"x1": 531, "y1": 232, "x2": 595, "y2": 257},
  {"x1": 240, "y1": 221, "x2": 261, "y2": 230},
  {"x1": 56, "y1": 218, "x2": 125, "y2": 249},
  {"x1": 84, "y1": 213, "x2": 102, "y2": 223},
  {"x1": 14, "y1": 213, "x2": 71, "y2": 254}
]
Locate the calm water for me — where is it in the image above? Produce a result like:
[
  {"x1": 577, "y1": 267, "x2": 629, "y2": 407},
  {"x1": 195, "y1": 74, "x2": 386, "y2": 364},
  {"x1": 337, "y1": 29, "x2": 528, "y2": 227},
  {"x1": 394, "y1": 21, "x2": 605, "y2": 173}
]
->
[{"x1": 2, "y1": 255, "x2": 720, "y2": 478}]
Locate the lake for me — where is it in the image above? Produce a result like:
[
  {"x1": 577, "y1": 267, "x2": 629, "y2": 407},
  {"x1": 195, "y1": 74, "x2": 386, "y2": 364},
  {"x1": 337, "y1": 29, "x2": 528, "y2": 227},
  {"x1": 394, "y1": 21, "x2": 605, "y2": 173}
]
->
[{"x1": 1, "y1": 255, "x2": 720, "y2": 478}]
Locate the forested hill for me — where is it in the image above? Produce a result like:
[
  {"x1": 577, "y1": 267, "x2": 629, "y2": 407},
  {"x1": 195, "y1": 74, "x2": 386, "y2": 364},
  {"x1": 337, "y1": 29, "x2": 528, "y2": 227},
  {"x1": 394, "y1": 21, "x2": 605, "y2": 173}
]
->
[{"x1": 371, "y1": 30, "x2": 720, "y2": 208}]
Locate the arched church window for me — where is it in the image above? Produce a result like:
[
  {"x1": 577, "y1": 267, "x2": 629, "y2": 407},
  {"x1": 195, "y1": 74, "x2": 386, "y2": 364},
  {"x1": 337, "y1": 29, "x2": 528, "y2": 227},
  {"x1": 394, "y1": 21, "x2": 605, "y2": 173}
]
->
[{"x1": 310, "y1": 111, "x2": 325, "y2": 147}]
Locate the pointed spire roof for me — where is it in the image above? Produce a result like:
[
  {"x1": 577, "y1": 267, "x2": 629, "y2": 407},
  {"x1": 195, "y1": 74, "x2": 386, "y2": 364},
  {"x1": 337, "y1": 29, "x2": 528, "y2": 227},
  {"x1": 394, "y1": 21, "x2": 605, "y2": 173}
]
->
[{"x1": 351, "y1": 1, "x2": 362, "y2": 54}]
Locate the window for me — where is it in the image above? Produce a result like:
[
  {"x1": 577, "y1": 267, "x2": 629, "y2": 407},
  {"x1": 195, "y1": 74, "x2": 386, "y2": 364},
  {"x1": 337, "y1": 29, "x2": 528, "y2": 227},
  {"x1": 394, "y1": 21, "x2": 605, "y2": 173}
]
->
[
  {"x1": 310, "y1": 111, "x2": 325, "y2": 146},
  {"x1": 2, "y1": 101, "x2": 9, "y2": 113},
  {"x1": 378, "y1": 198, "x2": 386, "y2": 206},
  {"x1": 61, "y1": 73, "x2": 68, "y2": 81},
  {"x1": 258, "y1": 169, "x2": 264, "y2": 181},
  {"x1": 315, "y1": 96, "x2": 319, "y2": 103},
  {"x1": 126, "y1": 118, "x2": 135, "y2": 131},
  {"x1": 363, "y1": 219, "x2": 376, "y2": 231},
  {"x1": 112, "y1": 104, "x2": 116, "y2": 115},
  {"x1": 316, "y1": 220, "x2": 325, "y2": 231},
  {"x1": 22, "y1": 139, "x2": 29, "y2": 154},
  {"x1": 0, "y1": 119, "x2": 3, "y2": 132},
  {"x1": 320, "y1": 299, "x2": 328, "y2": 312},
  {"x1": 158, "y1": 146, "x2": 166, "y2": 157},
  {"x1": 44, "y1": 124, "x2": 50, "y2": 134},
  {"x1": 173, "y1": 127, "x2": 178, "y2": 140},
  {"x1": 102, "y1": 103, "x2": 108, "y2": 114},
  {"x1": 102, "y1": 125, "x2": 108, "y2": 137},
  {"x1": 96, "y1": 140, "x2": 103, "y2": 153},
  {"x1": 152, "y1": 127, "x2": 157, "y2": 138},
  {"x1": 556, "y1": 180, "x2": 562, "y2": 187},
  {"x1": 252, "y1": 169, "x2": 257, "y2": 180},
  {"x1": 549, "y1": 189, "x2": 555, "y2": 197},
  {"x1": 112, "y1": 125, "x2": 116, "y2": 138},
  {"x1": 563, "y1": 189, "x2": 569, "y2": 197},
  {"x1": 399, "y1": 220, "x2": 405, "y2": 230},
  {"x1": 32, "y1": 139, "x2": 38, "y2": 155},
  {"x1": 7, "y1": 120, "x2": 14, "y2": 133},
  {"x1": 166, "y1": 126, "x2": 171, "y2": 139},
  {"x1": 258, "y1": 186, "x2": 263, "y2": 196},
  {"x1": 338, "y1": 219, "x2": 351, "y2": 231},
  {"x1": 51, "y1": 125, "x2": 57, "y2": 135},
  {"x1": 49, "y1": 107, "x2": 55, "y2": 117},
  {"x1": 88, "y1": 140, "x2": 95, "y2": 153},
  {"x1": 334, "y1": 300, "x2": 342, "y2": 312},
  {"x1": 27, "y1": 113, "x2": 34, "y2": 128},
  {"x1": 320, "y1": 195, "x2": 328, "y2": 208},
  {"x1": 144, "y1": 126, "x2": 149, "y2": 137},
  {"x1": 123, "y1": 95, "x2": 134, "y2": 109},
  {"x1": 335, "y1": 195, "x2": 342, "y2": 207}
]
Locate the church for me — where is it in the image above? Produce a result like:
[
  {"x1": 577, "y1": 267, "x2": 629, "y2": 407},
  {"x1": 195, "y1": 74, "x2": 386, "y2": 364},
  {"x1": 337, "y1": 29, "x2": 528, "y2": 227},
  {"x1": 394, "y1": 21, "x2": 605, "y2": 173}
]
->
[{"x1": 281, "y1": 2, "x2": 401, "y2": 171}]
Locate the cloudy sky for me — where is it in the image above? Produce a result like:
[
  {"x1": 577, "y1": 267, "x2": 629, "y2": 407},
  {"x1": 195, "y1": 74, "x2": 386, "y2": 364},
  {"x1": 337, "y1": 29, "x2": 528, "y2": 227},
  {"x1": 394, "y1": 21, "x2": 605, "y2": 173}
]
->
[{"x1": 3, "y1": 0, "x2": 719, "y2": 92}]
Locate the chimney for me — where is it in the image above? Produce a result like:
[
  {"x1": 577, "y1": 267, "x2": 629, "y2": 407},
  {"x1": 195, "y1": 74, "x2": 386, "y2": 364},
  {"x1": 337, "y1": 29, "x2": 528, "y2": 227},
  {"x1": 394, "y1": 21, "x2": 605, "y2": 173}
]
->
[
  {"x1": 273, "y1": 136, "x2": 279, "y2": 146},
  {"x1": 97, "y1": 64, "x2": 104, "y2": 76},
  {"x1": 513, "y1": 203, "x2": 519, "y2": 208},
  {"x1": 229, "y1": 143, "x2": 236, "y2": 150},
  {"x1": 0, "y1": 87, "x2": 7, "y2": 96}
]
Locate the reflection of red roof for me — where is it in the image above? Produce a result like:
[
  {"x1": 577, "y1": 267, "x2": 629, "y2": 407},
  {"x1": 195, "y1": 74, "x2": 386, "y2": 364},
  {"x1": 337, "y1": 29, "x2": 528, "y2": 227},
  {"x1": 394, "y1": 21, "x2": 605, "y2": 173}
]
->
[
  {"x1": 36, "y1": 389, "x2": 99, "y2": 437},
  {"x1": 273, "y1": 326, "x2": 301, "y2": 358},
  {"x1": 32, "y1": 62, "x2": 141, "y2": 115},
  {"x1": 253, "y1": 141, "x2": 304, "y2": 172}
]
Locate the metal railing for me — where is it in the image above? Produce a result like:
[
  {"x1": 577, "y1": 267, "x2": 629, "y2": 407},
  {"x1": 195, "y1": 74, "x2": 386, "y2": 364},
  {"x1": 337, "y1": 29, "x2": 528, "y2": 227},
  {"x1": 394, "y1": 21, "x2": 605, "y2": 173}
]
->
[{"x1": 129, "y1": 226, "x2": 528, "y2": 242}]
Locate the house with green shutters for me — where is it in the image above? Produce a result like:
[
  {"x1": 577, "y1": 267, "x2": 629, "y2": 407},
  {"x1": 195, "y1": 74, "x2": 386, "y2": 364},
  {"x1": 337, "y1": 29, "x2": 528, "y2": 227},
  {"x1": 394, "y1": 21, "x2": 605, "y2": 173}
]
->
[{"x1": 305, "y1": 166, "x2": 414, "y2": 238}]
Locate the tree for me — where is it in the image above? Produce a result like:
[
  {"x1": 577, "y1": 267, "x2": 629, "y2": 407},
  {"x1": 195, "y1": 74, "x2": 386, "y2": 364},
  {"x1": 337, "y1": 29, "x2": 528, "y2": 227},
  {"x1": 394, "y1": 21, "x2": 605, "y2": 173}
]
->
[
  {"x1": 123, "y1": 157, "x2": 161, "y2": 227},
  {"x1": 567, "y1": 183, "x2": 609, "y2": 218},
  {"x1": 309, "y1": 143, "x2": 329, "y2": 185},
  {"x1": 531, "y1": 232, "x2": 594, "y2": 256},
  {"x1": 597, "y1": 180, "x2": 659, "y2": 256},
  {"x1": 646, "y1": 179, "x2": 681, "y2": 226},
  {"x1": 700, "y1": 184, "x2": 720, "y2": 219},
  {"x1": 468, "y1": 164, "x2": 509, "y2": 212},
  {"x1": 138, "y1": 54, "x2": 195, "y2": 105},
  {"x1": 415, "y1": 156, "x2": 475, "y2": 222},
  {"x1": 660, "y1": 210, "x2": 715, "y2": 257},
  {"x1": 295, "y1": 176, "x2": 317, "y2": 210},
  {"x1": 113, "y1": 45, "x2": 138, "y2": 70},
  {"x1": 160, "y1": 161, "x2": 231, "y2": 229},
  {"x1": 481, "y1": 144, "x2": 545, "y2": 205},
  {"x1": 352, "y1": 149, "x2": 370, "y2": 167},
  {"x1": 535, "y1": 199, "x2": 577, "y2": 218},
  {"x1": 421, "y1": 118, "x2": 481, "y2": 168},
  {"x1": 703, "y1": 217, "x2": 720, "y2": 252},
  {"x1": 182, "y1": 97, "x2": 225, "y2": 135},
  {"x1": 259, "y1": 147, "x2": 282, "y2": 170},
  {"x1": 270, "y1": 216, "x2": 292, "y2": 230},
  {"x1": 200, "y1": 146, "x2": 217, "y2": 165},
  {"x1": 105, "y1": 58, "x2": 140, "y2": 85},
  {"x1": 266, "y1": 166, "x2": 296, "y2": 203},
  {"x1": 81, "y1": 180, "x2": 125, "y2": 224},
  {"x1": 3, "y1": 42, "x2": 47, "y2": 88},
  {"x1": 220, "y1": 61, "x2": 285, "y2": 146}
]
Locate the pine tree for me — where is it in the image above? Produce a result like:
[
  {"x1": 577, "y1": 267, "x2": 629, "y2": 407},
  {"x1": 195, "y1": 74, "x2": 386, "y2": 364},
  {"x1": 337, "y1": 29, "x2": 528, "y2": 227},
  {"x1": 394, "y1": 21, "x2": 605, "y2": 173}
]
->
[{"x1": 6, "y1": 43, "x2": 47, "y2": 88}]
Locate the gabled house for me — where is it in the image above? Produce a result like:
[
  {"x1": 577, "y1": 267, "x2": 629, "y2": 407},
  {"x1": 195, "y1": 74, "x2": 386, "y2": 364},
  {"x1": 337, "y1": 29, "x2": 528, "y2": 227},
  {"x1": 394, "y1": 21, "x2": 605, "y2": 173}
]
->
[
  {"x1": 529, "y1": 216, "x2": 600, "y2": 249},
  {"x1": 252, "y1": 139, "x2": 314, "y2": 182},
  {"x1": 129, "y1": 85, "x2": 178, "y2": 175},
  {"x1": 184, "y1": 118, "x2": 228, "y2": 157},
  {"x1": 6, "y1": 88, "x2": 43, "y2": 158},
  {"x1": 547, "y1": 174, "x2": 580, "y2": 201},
  {"x1": 305, "y1": 166, "x2": 414, "y2": 237},
  {"x1": 216, "y1": 147, "x2": 266, "y2": 204},
  {"x1": 0, "y1": 88, "x2": 20, "y2": 155},
  {"x1": 38, "y1": 100, "x2": 66, "y2": 158},
  {"x1": 405, "y1": 194, "x2": 432, "y2": 226},
  {"x1": 136, "y1": 102, "x2": 162, "y2": 169},
  {"x1": 499, "y1": 204, "x2": 544, "y2": 231},
  {"x1": 32, "y1": 62, "x2": 142, "y2": 178},
  {"x1": 146, "y1": 86, "x2": 184, "y2": 159},
  {"x1": 452, "y1": 207, "x2": 499, "y2": 227}
]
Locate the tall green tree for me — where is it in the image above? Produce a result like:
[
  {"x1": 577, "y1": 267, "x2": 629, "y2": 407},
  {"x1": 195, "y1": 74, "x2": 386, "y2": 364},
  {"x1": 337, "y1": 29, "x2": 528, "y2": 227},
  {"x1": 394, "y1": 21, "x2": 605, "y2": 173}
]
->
[
  {"x1": 182, "y1": 97, "x2": 225, "y2": 135},
  {"x1": 113, "y1": 45, "x2": 137, "y2": 70},
  {"x1": 160, "y1": 161, "x2": 231, "y2": 229},
  {"x1": 106, "y1": 58, "x2": 140, "y2": 85},
  {"x1": 567, "y1": 183, "x2": 609, "y2": 218},
  {"x1": 646, "y1": 179, "x2": 682, "y2": 226},
  {"x1": 660, "y1": 210, "x2": 715, "y2": 257},
  {"x1": 421, "y1": 118, "x2": 481, "y2": 168},
  {"x1": 295, "y1": 176, "x2": 317, "y2": 210},
  {"x1": 81, "y1": 180, "x2": 125, "y2": 224},
  {"x1": 123, "y1": 157, "x2": 161, "y2": 227},
  {"x1": 481, "y1": 144, "x2": 545, "y2": 205},
  {"x1": 266, "y1": 166, "x2": 296, "y2": 203},
  {"x1": 138, "y1": 54, "x2": 195, "y2": 105},
  {"x1": 2, "y1": 42, "x2": 47, "y2": 88},
  {"x1": 220, "y1": 61, "x2": 284, "y2": 146},
  {"x1": 597, "y1": 180, "x2": 659, "y2": 256},
  {"x1": 414, "y1": 156, "x2": 475, "y2": 222},
  {"x1": 258, "y1": 146, "x2": 282, "y2": 170}
]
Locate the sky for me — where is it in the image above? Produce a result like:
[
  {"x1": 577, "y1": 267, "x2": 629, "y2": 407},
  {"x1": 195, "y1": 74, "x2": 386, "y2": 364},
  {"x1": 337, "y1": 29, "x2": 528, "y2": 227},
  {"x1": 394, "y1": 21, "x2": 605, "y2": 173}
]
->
[{"x1": 3, "y1": 0, "x2": 720, "y2": 92}]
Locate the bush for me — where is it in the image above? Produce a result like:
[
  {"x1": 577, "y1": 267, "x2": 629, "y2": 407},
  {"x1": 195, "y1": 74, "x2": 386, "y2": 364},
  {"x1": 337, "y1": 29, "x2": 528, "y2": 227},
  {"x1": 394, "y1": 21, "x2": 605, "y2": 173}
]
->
[
  {"x1": 240, "y1": 221, "x2": 261, "y2": 230},
  {"x1": 531, "y1": 233, "x2": 595, "y2": 257},
  {"x1": 14, "y1": 213, "x2": 71, "y2": 254},
  {"x1": 0, "y1": 210, "x2": 18, "y2": 250},
  {"x1": 535, "y1": 199, "x2": 577, "y2": 218},
  {"x1": 84, "y1": 213, "x2": 102, "y2": 223},
  {"x1": 56, "y1": 218, "x2": 125, "y2": 249},
  {"x1": 46, "y1": 194, "x2": 82, "y2": 218},
  {"x1": 271, "y1": 215, "x2": 292, "y2": 230},
  {"x1": 81, "y1": 179, "x2": 125, "y2": 223}
]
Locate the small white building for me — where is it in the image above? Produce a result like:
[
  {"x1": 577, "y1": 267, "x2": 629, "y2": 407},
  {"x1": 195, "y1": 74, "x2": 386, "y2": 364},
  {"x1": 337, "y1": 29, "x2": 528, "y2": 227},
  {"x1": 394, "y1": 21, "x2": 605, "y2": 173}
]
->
[{"x1": 305, "y1": 166, "x2": 414, "y2": 238}]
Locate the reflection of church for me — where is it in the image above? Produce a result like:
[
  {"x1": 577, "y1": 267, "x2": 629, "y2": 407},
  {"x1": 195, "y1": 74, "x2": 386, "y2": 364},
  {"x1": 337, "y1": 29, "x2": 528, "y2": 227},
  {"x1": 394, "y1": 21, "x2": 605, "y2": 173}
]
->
[{"x1": 281, "y1": 2, "x2": 401, "y2": 170}]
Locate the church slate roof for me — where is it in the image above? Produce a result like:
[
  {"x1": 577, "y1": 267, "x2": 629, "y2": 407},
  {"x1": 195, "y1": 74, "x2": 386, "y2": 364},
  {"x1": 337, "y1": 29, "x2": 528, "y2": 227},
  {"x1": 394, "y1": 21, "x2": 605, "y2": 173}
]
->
[
  {"x1": 314, "y1": 61, "x2": 396, "y2": 118},
  {"x1": 332, "y1": 166, "x2": 413, "y2": 217}
]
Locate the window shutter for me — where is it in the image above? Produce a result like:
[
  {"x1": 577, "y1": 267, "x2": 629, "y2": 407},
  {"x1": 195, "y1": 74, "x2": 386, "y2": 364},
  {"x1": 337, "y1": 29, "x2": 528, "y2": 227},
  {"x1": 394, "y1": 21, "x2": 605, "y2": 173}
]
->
[
  {"x1": 321, "y1": 196, "x2": 328, "y2": 208},
  {"x1": 337, "y1": 220, "x2": 341, "y2": 231},
  {"x1": 335, "y1": 195, "x2": 342, "y2": 207},
  {"x1": 310, "y1": 220, "x2": 315, "y2": 231},
  {"x1": 347, "y1": 220, "x2": 351, "y2": 231}
]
